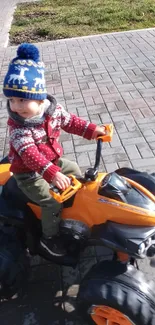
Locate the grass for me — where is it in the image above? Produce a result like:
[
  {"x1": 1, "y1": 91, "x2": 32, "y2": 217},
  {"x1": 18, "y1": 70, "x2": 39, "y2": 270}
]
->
[{"x1": 9, "y1": 0, "x2": 155, "y2": 44}]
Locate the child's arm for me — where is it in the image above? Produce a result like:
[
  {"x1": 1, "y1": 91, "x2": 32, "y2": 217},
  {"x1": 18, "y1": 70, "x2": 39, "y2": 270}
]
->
[
  {"x1": 58, "y1": 104, "x2": 97, "y2": 139},
  {"x1": 10, "y1": 128, "x2": 61, "y2": 183}
]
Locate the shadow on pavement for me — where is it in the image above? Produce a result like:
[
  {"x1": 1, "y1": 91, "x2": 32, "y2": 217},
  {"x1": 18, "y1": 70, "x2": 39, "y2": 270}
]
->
[{"x1": 0, "y1": 261, "x2": 85, "y2": 325}]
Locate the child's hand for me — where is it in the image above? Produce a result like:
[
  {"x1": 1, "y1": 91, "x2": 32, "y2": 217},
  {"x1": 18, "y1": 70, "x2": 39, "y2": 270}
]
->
[
  {"x1": 52, "y1": 172, "x2": 71, "y2": 191},
  {"x1": 91, "y1": 125, "x2": 106, "y2": 139}
]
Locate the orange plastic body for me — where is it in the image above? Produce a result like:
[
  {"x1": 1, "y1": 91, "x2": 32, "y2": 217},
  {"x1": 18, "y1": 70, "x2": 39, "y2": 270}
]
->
[
  {"x1": 27, "y1": 171, "x2": 155, "y2": 225},
  {"x1": 0, "y1": 164, "x2": 12, "y2": 185},
  {"x1": 2, "y1": 168, "x2": 155, "y2": 227},
  {"x1": 61, "y1": 173, "x2": 155, "y2": 227}
]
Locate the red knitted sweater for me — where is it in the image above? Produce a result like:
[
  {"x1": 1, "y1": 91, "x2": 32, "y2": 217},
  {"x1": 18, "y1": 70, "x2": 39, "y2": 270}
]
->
[{"x1": 7, "y1": 98, "x2": 96, "y2": 183}]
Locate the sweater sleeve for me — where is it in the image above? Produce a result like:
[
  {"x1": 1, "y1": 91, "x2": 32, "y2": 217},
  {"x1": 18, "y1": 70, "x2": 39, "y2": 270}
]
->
[
  {"x1": 58, "y1": 104, "x2": 96, "y2": 139},
  {"x1": 10, "y1": 128, "x2": 61, "y2": 182}
]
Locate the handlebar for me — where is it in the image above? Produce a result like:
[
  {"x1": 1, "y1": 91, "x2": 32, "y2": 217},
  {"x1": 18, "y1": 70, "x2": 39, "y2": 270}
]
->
[
  {"x1": 97, "y1": 124, "x2": 113, "y2": 142},
  {"x1": 94, "y1": 124, "x2": 113, "y2": 170},
  {"x1": 50, "y1": 124, "x2": 114, "y2": 202},
  {"x1": 49, "y1": 175, "x2": 82, "y2": 203}
]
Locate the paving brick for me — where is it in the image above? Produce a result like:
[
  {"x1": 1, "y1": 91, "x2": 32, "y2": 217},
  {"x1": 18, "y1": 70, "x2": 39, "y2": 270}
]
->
[
  {"x1": 75, "y1": 143, "x2": 96, "y2": 153},
  {"x1": 134, "y1": 82, "x2": 145, "y2": 90},
  {"x1": 137, "y1": 143, "x2": 154, "y2": 158},
  {"x1": 131, "y1": 109, "x2": 144, "y2": 119},
  {"x1": 149, "y1": 142, "x2": 155, "y2": 150},
  {"x1": 103, "y1": 146, "x2": 125, "y2": 156},
  {"x1": 76, "y1": 106, "x2": 88, "y2": 117},
  {"x1": 124, "y1": 118, "x2": 140, "y2": 132},
  {"x1": 135, "y1": 116, "x2": 155, "y2": 124},
  {"x1": 130, "y1": 90, "x2": 142, "y2": 99},
  {"x1": 139, "y1": 123, "x2": 155, "y2": 132},
  {"x1": 120, "y1": 91, "x2": 133, "y2": 101},
  {"x1": 125, "y1": 144, "x2": 141, "y2": 160},
  {"x1": 116, "y1": 83, "x2": 136, "y2": 92},
  {"x1": 140, "y1": 88, "x2": 155, "y2": 97},
  {"x1": 90, "y1": 113, "x2": 102, "y2": 124},
  {"x1": 119, "y1": 130, "x2": 142, "y2": 140},
  {"x1": 62, "y1": 140, "x2": 74, "y2": 154},
  {"x1": 140, "y1": 106, "x2": 154, "y2": 117},
  {"x1": 63, "y1": 153, "x2": 77, "y2": 163},
  {"x1": 100, "y1": 112, "x2": 112, "y2": 124},
  {"x1": 122, "y1": 136, "x2": 146, "y2": 146},
  {"x1": 111, "y1": 111, "x2": 130, "y2": 119},
  {"x1": 114, "y1": 121, "x2": 128, "y2": 133},
  {"x1": 142, "y1": 80, "x2": 154, "y2": 88},
  {"x1": 110, "y1": 132, "x2": 122, "y2": 147},
  {"x1": 102, "y1": 92, "x2": 122, "y2": 103},
  {"x1": 84, "y1": 96, "x2": 94, "y2": 106},
  {"x1": 111, "y1": 77, "x2": 123, "y2": 86},
  {"x1": 118, "y1": 160, "x2": 133, "y2": 169},
  {"x1": 115, "y1": 100, "x2": 129, "y2": 111},
  {"x1": 105, "y1": 162, "x2": 119, "y2": 172},
  {"x1": 132, "y1": 157, "x2": 155, "y2": 168},
  {"x1": 76, "y1": 152, "x2": 90, "y2": 167},
  {"x1": 125, "y1": 98, "x2": 148, "y2": 110},
  {"x1": 106, "y1": 102, "x2": 118, "y2": 112},
  {"x1": 103, "y1": 152, "x2": 128, "y2": 164}
]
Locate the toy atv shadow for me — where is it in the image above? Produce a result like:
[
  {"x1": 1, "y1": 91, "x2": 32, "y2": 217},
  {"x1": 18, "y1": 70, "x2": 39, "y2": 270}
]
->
[{"x1": 1, "y1": 124, "x2": 155, "y2": 325}]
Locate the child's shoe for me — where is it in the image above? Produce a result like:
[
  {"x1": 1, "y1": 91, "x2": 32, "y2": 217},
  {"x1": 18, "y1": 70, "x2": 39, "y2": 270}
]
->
[{"x1": 40, "y1": 234, "x2": 66, "y2": 257}]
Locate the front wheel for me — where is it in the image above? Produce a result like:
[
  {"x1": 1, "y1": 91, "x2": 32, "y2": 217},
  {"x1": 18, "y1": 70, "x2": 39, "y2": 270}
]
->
[{"x1": 77, "y1": 260, "x2": 155, "y2": 325}]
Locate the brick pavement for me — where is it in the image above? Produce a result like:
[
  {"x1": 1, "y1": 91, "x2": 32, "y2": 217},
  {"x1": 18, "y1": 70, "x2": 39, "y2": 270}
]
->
[{"x1": 1, "y1": 1, "x2": 155, "y2": 324}]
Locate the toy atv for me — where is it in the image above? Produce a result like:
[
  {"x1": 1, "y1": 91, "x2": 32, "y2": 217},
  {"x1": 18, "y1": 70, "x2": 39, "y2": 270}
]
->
[{"x1": 0, "y1": 124, "x2": 155, "y2": 325}]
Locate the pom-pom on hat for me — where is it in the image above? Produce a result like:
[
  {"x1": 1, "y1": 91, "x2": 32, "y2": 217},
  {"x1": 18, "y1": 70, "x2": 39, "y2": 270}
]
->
[{"x1": 3, "y1": 43, "x2": 47, "y2": 100}]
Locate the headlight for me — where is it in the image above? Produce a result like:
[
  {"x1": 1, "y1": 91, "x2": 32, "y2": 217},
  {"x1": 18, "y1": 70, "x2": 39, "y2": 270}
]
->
[
  {"x1": 138, "y1": 242, "x2": 145, "y2": 255},
  {"x1": 145, "y1": 237, "x2": 152, "y2": 247}
]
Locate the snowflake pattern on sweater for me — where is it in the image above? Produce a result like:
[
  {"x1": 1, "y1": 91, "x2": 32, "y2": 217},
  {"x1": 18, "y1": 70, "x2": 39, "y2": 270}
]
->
[{"x1": 8, "y1": 98, "x2": 96, "y2": 183}]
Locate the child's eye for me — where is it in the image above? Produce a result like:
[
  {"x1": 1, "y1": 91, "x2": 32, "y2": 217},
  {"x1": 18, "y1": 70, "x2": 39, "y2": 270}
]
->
[{"x1": 19, "y1": 98, "x2": 27, "y2": 102}]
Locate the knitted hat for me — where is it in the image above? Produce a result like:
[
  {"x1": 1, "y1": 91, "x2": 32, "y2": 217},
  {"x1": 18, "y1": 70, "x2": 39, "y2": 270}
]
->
[{"x1": 3, "y1": 43, "x2": 47, "y2": 100}]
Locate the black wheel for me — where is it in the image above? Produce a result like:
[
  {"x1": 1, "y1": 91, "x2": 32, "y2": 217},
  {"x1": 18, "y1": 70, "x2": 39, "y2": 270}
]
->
[
  {"x1": 0, "y1": 225, "x2": 30, "y2": 302},
  {"x1": 77, "y1": 260, "x2": 155, "y2": 325}
]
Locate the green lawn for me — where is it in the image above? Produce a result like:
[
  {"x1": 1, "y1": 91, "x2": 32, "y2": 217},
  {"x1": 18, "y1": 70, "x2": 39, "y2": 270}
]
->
[{"x1": 9, "y1": 0, "x2": 155, "y2": 44}]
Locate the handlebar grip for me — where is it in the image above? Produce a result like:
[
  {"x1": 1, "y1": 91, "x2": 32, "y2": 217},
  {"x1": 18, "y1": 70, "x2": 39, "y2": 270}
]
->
[
  {"x1": 97, "y1": 124, "x2": 113, "y2": 142},
  {"x1": 49, "y1": 175, "x2": 82, "y2": 203},
  {"x1": 50, "y1": 184, "x2": 62, "y2": 194}
]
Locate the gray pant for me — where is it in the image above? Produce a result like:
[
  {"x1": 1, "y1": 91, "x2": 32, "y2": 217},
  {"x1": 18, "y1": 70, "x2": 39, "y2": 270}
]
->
[{"x1": 14, "y1": 158, "x2": 81, "y2": 237}]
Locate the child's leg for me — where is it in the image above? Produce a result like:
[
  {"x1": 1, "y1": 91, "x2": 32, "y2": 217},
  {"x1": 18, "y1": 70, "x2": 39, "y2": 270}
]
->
[
  {"x1": 14, "y1": 173, "x2": 62, "y2": 237},
  {"x1": 58, "y1": 158, "x2": 82, "y2": 176}
]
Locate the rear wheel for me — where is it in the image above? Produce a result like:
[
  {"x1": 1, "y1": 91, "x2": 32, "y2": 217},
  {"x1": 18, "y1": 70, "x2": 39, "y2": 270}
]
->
[{"x1": 77, "y1": 260, "x2": 155, "y2": 325}]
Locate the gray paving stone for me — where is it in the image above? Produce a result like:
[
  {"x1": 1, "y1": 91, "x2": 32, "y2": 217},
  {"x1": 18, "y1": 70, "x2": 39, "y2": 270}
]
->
[
  {"x1": 125, "y1": 144, "x2": 141, "y2": 160},
  {"x1": 105, "y1": 162, "x2": 119, "y2": 172},
  {"x1": 76, "y1": 152, "x2": 90, "y2": 167},
  {"x1": 137, "y1": 142, "x2": 154, "y2": 158}
]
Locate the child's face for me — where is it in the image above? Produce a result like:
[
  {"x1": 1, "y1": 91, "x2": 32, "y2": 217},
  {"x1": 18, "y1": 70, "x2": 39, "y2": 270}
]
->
[{"x1": 8, "y1": 97, "x2": 43, "y2": 119}]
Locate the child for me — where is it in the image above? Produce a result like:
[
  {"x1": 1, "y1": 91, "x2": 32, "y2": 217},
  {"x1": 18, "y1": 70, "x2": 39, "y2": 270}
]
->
[{"x1": 3, "y1": 43, "x2": 106, "y2": 257}]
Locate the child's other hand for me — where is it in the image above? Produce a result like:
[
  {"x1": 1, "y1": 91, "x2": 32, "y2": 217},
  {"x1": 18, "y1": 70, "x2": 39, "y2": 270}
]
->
[
  {"x1": 52, "y1": 172, "x2": 71, "y2": 191},
  {"x1": 91, "y1": 125, "x2": 106, "y2": 139}
]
